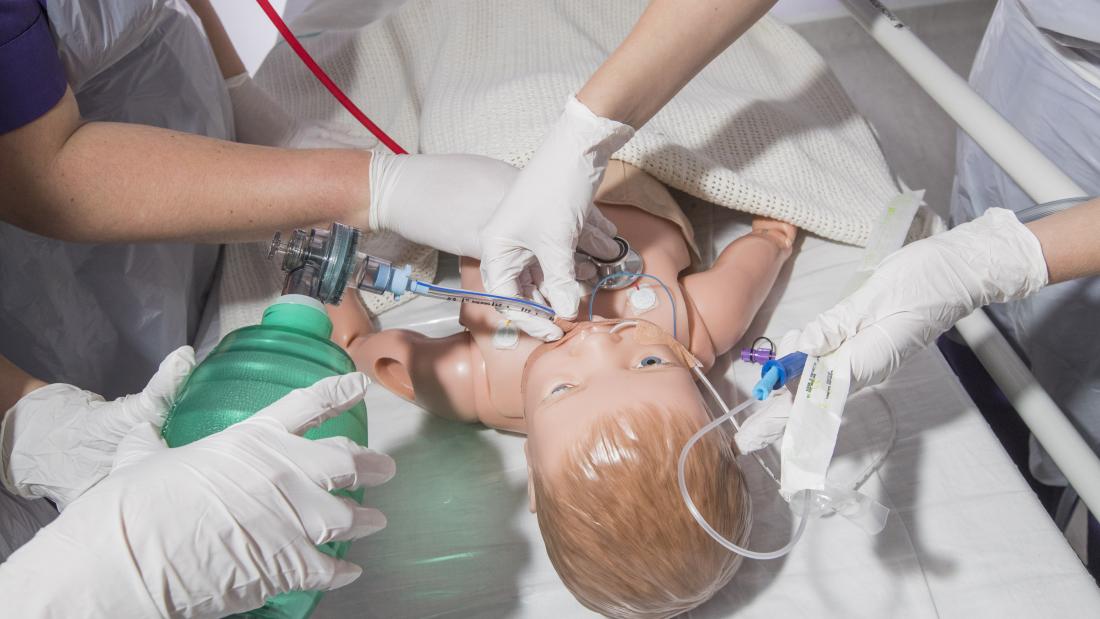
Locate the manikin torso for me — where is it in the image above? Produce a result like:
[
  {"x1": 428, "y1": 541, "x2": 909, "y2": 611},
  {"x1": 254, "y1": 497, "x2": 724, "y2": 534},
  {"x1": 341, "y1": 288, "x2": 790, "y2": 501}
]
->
[{"x1": 330, "y1": 169, "x2": 795, "y2": 434}]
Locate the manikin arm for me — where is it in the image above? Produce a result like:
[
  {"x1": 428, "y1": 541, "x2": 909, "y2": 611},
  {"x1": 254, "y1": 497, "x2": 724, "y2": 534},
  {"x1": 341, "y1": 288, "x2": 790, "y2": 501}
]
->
[
  {"x1": 681, "y1": 220, "x2": 795, "y2": 356},
  {"x1": 0, "y1": 355, "x2": 48, "y2": 419}
]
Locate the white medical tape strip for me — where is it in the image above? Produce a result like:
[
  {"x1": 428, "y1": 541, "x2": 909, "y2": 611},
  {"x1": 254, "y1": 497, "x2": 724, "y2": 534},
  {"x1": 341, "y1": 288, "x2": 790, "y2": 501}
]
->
[
  {"x1": 774, "y1": 191, "x2": 919, "y2": 528},
  {"x1": 779, "y1": 345, "x2": 852, "y2": 498},
  {"x1": 844, "y1": 188, "x2": 924, "y2": 296}
]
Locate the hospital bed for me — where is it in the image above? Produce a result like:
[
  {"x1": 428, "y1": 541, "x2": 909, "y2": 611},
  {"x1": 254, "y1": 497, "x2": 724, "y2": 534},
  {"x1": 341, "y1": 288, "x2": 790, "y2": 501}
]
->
[
  {"x1": 203, "y1": 1, "x2": 1100, "y2": 616},
  {"x1": 314, "y1": 196, "x2": 1099, "y2": 618}
]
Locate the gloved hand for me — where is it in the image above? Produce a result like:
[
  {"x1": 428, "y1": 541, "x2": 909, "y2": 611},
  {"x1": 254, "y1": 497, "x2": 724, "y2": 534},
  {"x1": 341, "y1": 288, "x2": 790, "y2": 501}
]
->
[
  {"x1": 226, "y1": 72, "x2": 364, "y2": 149},
  {"x1": 0, "y1": 373, "x2": 394, "y2": 619},
  {"x1": 369, "y1": 152, "x2": 602, "y2": 341},
  {"x1": 0, "y1": 346, "x2": 195, "y2": 509},
  {"x1": 795, "y1": 208, "x2": 1048, "y2": 389},
  {"x1": 367, "y1": 151, "x2": 522, "y2": 258},
  {"x1": 478, "y1": 96, "x2": 635, "y2": 330}
]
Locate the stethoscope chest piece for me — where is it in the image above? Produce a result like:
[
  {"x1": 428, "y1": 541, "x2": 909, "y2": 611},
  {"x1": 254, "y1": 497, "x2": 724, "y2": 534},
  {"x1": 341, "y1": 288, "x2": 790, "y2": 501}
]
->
[{"x1": 581, "y1": 236, "x2": 645, "y2": 290}]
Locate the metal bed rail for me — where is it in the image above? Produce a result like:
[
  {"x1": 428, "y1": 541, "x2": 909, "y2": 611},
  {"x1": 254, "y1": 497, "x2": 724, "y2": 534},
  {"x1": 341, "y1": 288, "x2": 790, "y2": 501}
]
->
[{"x1": 838, "y1": 0, "x2": 1100, "y2": 516}]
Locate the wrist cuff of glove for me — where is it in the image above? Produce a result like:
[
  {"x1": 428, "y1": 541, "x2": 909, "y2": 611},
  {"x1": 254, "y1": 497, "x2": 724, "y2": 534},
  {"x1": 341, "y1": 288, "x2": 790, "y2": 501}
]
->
[
  {"x1": 367, "y1": 150, "x2": 406, "y2": 233},
  {"x1": 979, "y1": 208, "x2": 1050, "y2": 302},
  {"x1": 562, "y1": 95, "x2": 635, "y2": 162},
  {"x1": 0, "y1": 407, "x2": 19, "y2": 496},
  {"x1": 225, "y1": 72, "x2": 251, "y2": 90}
]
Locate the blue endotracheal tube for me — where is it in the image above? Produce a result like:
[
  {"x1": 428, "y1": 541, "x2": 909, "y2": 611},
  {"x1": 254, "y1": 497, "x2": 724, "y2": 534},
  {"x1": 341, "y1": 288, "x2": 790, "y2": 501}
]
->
[
  {"x1": 356, "y1": 253, "x2": 557, "y2": 319},
  {"x1": 267, "y1": 222, "x2": 557, "y2": 318},
  {"x1": 752, "y1": 352, "x2": 808, "y2": 400}
]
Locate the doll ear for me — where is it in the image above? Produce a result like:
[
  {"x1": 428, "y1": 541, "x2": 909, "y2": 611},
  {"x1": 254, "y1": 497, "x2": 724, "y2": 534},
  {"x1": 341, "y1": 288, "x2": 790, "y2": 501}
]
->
[
  {"x1": 525, "y1": 440, "x2": 537, "y2": 513},
  {"x1": 372, "y1": 357, "x2": 416, "y2": 402}
]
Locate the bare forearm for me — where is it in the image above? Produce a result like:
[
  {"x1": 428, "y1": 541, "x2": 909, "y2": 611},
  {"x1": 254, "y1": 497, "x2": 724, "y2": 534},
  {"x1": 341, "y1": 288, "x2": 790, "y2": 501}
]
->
[
  {"x1": 47, "y1": 121, "x2": 371, "y2": 243},
  {"x1": 3, "y1": 90, "x2": 371, "y2": 243},
  {"x1": 578, "y1": 0, "x2": 776, "y2": 128},
  {"x1": 1027, "y1": 196, "x2": 1100, "y2": 284},
  {"x1": 186, "y1": 0, "x2": 247, "y2": 78},
  {"x1": 0, "y1": 355, "x2": 47, "y2": 420}
]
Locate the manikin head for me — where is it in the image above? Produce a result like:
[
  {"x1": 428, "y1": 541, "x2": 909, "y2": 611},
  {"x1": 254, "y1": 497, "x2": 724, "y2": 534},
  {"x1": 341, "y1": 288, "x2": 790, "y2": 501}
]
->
[{"x1": 523, "y1": 320, "x2": 752, "y2": 618}]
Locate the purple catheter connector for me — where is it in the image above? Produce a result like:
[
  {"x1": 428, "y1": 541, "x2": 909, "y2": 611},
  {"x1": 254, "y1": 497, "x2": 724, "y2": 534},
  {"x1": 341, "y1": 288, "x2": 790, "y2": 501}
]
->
[{"x1": 740, "y1": 347, "x2": 776, "y2": 364}]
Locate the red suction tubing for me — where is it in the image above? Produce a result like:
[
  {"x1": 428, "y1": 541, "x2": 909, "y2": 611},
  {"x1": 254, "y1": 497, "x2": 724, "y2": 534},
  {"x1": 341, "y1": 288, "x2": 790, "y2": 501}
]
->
[{"x1": 254, "y1": 0, "x2": 408, "y2": 155}]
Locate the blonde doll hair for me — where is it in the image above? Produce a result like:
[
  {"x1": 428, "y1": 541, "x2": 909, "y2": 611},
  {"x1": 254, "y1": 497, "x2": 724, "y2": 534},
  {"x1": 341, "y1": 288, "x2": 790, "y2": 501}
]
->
[{"x1": 531, "y1": 404, "x2": 751, "y2": 618}]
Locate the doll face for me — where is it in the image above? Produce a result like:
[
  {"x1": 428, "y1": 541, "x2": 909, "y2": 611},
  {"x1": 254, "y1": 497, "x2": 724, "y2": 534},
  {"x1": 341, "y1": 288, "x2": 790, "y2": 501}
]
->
[{"x1": 523, "y1": 321, "x2": 711, "y2": 478}]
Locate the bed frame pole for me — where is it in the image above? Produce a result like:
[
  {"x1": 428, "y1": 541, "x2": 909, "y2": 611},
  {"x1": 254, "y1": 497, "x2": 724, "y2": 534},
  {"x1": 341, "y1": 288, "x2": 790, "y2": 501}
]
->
[{"x1": 837, "y1": 0, "x2": 1100, "y2": 516}]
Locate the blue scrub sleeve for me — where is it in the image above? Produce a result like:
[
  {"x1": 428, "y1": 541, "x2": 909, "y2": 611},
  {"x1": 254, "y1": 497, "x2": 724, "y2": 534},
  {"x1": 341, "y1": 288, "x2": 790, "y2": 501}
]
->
[{"x1": 0, "y1": 1, "x2": 67, "y2": 134}]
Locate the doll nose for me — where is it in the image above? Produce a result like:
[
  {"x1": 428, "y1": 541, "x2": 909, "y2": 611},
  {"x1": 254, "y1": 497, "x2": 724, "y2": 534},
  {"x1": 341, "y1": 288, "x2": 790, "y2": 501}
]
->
[{"x1": 567, "y1": 329, "x2": 621, "y2": 357}]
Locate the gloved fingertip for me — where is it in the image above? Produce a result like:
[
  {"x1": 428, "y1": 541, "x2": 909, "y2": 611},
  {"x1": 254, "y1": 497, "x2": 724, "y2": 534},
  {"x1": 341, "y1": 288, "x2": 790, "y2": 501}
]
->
[
  {"x1": 351, "y1": 506, "x2": 388, "y2": 538},
  {"x1": 587, "y1": 207, "x2": 618, "y2": 237},
  {"x1": 581, "y1": 232, "x2": 621, "y2": 263},
  {"x1": 575, "y1": 260, "x2": 597, "y2": 281},
  {"x1": 325, "y1": 561, "x2": 364, "y2": 591},
  {"x1": 358, "y1": 449, "x2": 396, "y2": 486},
  {"x1": 332, "y1": 372, "x2": 370, "y2": 405},
  {"x1": 143, "y1": 346, "x2": 197, "y2": 401}
]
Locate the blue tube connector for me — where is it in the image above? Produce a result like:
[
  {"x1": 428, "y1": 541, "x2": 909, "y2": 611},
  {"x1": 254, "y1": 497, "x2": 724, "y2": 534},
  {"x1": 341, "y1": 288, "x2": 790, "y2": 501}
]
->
[{"x1": 752, "y1": 352, "x2": 808, "y2": 400}]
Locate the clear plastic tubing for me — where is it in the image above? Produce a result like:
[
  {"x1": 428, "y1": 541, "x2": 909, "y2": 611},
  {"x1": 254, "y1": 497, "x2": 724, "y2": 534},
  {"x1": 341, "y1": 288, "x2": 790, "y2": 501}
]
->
[
  {"x1": 677, "y1": 397, "x2": 812, "y2": 560},
  {"x1": 1015, "y1": 195, "x2": 1096, "y2": 223}
]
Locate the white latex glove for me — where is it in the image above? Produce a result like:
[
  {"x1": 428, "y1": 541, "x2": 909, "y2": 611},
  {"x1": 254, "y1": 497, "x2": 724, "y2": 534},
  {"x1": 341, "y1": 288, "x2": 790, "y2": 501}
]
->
[
  {"x1": 795, "y1": 208, "x2": 1048, "y2": 389},
  {"x1": 0, "y1": 346, "x2": 195, "y2": 509},
  {"x1": 0, "y1": 373, "x2": 394, "y2": 619},
  {"x1": 478, "y1": 96, "x2": 635, "y2": 327},
  {"x1": 370, "y1": 152, "x2": 604, "y2": 341},
  {"x1": 368, "y1": 151, "x2": 522, "y2": 258},
  {"x1": 226, "y1": 73, "x2": 364, "y2": 149}
]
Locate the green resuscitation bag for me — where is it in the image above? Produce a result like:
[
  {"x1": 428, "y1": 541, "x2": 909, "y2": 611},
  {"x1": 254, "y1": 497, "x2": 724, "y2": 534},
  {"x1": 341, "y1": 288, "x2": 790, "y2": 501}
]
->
[{"x1": 160, "y1": 296, "x2": 369, "y2": 619}]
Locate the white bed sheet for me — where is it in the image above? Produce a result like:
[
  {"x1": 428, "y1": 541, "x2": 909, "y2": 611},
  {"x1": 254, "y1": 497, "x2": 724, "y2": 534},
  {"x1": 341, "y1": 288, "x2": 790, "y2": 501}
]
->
[{"x1": 315, "y1": 197, "x2": 1100, "y2": 618}]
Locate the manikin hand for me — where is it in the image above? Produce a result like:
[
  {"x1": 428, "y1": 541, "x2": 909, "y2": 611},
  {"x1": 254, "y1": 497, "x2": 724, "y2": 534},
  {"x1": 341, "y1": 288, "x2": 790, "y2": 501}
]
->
[
  {"x1": 479, "y1": 96, "x2": 635, "y2": 334},
  {"x1": 0, "y1": 373, "x2": 394, "y2": 619},
  {"x1": 1, "y1": 346, "x2": 195, "y2": 509},
  {"x1": 794, "y1": 209, "x2": 1048, "y2": 389}
]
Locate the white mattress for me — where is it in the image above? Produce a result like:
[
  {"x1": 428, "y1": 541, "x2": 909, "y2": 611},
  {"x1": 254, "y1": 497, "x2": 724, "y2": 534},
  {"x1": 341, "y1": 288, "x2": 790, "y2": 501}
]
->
[{"x1": 314, "y1": 196, "x2": 1100, "y2": 618}]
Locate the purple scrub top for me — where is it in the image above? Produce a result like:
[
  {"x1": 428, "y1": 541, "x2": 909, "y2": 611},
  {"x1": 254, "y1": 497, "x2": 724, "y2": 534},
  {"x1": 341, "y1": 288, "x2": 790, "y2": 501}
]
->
[{"x1": 0, "y1": 0, "x2": 66, "y2": 133}]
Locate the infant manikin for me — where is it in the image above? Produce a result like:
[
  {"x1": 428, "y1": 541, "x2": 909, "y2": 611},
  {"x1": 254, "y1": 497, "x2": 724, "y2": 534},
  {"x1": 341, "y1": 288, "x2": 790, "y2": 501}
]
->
[{"x1": 329, "y1": 161, "x2": 797, "y2": 618}]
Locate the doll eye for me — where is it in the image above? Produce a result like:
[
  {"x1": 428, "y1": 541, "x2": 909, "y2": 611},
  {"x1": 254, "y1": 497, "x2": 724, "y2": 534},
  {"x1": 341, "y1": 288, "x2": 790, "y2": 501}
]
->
[
  {"x1": 549, "y1": 383, "x2": 575, "y2": 397},
  {"x1": 637, "y1": 355, "x2": 667, "y2": 368}
]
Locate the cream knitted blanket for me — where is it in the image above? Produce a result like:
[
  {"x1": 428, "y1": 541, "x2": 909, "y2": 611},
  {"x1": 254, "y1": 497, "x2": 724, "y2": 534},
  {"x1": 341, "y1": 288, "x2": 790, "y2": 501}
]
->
[
  {"x1": 259, "y1": 0, "x2": 901, "y2": 244},
  {"x1": 212, "y1": 0, "x2": 904, "y2": 339}
]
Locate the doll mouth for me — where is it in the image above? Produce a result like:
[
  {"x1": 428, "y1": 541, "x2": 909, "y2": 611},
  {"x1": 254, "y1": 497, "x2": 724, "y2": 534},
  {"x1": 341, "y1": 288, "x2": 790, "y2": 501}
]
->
[{"x1": 519, "y1": 319, "x2": 648, "y2": 414}]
